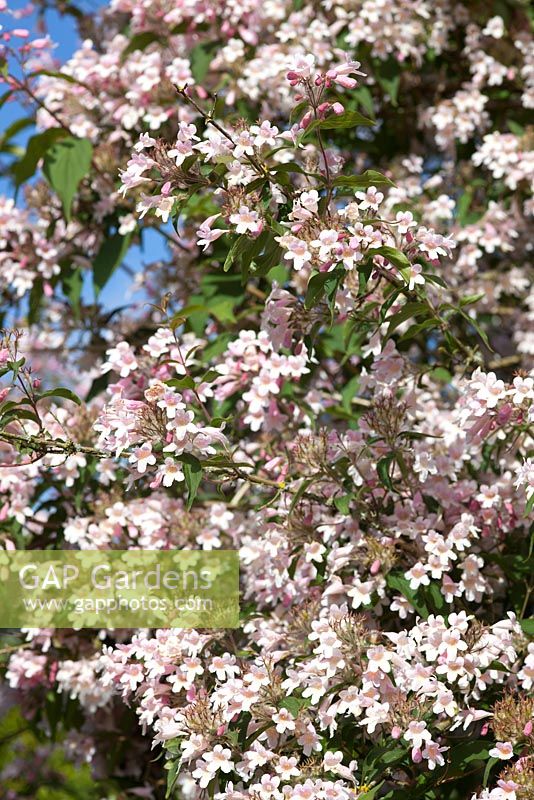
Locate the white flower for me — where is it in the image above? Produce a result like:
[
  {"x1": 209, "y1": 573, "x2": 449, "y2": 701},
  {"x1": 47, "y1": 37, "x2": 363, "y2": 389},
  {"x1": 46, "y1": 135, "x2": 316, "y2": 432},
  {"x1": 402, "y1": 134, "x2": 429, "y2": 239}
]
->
[
  {"x1": 230, "y1": 205, "x2": 262, "y2": 235},
  {"x1": 361, "y1": 702, "x2": 390, "y2": 734},
  {"x1": 276, "y1": 234, "x2": 312, "y2": 270},
  {"x1": 422, "y1": 740, "x2": 448, "y2": 770},
  {"x1": 366, "y1": 645, "x2": 392, "y2": 673},
  {"x1": 403, "y1": 720, "x2": 431, "y2": 749},
  {"x1": 405, "y1": 562, "x2": 430, "y2": 590},
  {"x1": 510, "y1": 375, "x2": 534, "y2": 404},
  {"x1": 158, "y1": 458, "x2": 184, "y2": 487},
  {"x1": 272, "y1": 707, "x2": 296, "y2": 733},
  {"x1": 489, "y1": 741, "x2": 514, "y2": 760},
  {"x1": 355, "y1": 186, "x2": 384, "y2": 211},
  {"x1": 129, "y1": 442, "x2": 156, "y2": 474}
]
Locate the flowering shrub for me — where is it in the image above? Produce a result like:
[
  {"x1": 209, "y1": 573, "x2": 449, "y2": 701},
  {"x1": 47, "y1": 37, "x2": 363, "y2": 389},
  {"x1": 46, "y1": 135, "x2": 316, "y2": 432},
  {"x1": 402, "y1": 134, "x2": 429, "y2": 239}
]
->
[{"x1": 0, "y1": 0, "x2": 533, "y2": 798}]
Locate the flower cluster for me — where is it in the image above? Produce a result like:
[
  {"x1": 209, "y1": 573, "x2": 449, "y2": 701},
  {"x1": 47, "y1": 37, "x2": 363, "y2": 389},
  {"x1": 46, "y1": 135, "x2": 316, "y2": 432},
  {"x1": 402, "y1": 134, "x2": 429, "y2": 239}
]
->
[{"x1": 0, "y1": 1, "x2": 532, "y2": 799}]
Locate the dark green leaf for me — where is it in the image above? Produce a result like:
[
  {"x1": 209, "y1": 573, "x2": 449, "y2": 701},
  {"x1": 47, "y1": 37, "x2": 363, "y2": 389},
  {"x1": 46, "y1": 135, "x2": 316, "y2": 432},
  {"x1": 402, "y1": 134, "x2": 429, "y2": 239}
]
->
[
  {"x1": 377, "y1": 454, "x2": 395, "y2": 492},
  {"x1": 304, "y1": 109, "x2": 375, "y2": 134},
  {"x1": 279, "y1": 696, "x2": 309, "y2": 717},
  {"x1": 28, "y1": 279, "x2": 43, "y2": 326},
  {"x1": 12, "y1": 128, "x2": 67, "y2": 188},
  {"x1": 39, "y1": 387, "x2": 82, "y2": 405},
  {"x1": 121, "y1": 32, "x2": 164, "y2": 61},
  {"x1": 386, "y1": 573, "x2": 429, "y2": 618},
  {"x1": 180, "y1": 453, "x2": 202, "y2": 509},
  {"x1": 189, "y1": 42, "x2": 218, "y2": 83},
  {"x1": 385, "y1": 302, "x2": 427, "y2": 339},
  {"x1": 165, "y1": 757, "x2": 183, "y2": 799},
  {"x1": 93, "y1": 233, "x2": 132, "y2": 296},
  {"x1": 373, "y1": 245, "x2": 411, "y2": 280},
  {"x1": 333, "y1": 170, "x2": 395, "y2": 189},
  {"x1": 43, "y1": 136, "x2": 93, "y2": 221},
  {"x1": 304, "y1": 268, "x2": 344, "y2": 310},
  {"x1": 61, "y1": 267, "x2": 84, "y2": 317}
]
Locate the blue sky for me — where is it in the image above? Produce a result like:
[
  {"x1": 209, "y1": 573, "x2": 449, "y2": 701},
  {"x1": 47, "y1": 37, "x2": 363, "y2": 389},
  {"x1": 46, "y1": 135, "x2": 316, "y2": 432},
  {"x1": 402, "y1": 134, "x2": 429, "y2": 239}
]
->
[{"x1": 1, "y1": 0, "x2": 168, "y2": 311}]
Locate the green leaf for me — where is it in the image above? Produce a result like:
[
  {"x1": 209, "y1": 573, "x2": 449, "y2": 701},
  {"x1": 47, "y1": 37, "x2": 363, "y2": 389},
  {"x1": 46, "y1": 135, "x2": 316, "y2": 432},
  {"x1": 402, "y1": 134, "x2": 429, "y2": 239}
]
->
[
  {"x1": 28, "y1": 278, "x2": 43, "y2": 326},
  {"x1": 483, "y1": 757, "x2": 499, "y2": 787},
  {"x1": 352, "y1": 86, "x2": 375, "y2": 117},
  {"x1": 166, "y1": 377, "x2": 195, "y2": 391},
  {"x1": 456, "y1": 307, "x2": 493, "y2": 351},
  {"x1": 0, "y1": 90, "x2": 13, "y2": 110},
  {"x1": 459, "y1": 292, "x2": 485, "y2": 307},
  {"x1": 189, "y1": 42, "x2": 219, "y2": 83},
  {"x1": 362, "y1": 743, "x2": 406, "y2": 781},
  {"x1": 386, "y1": 573, "x2": 429, "y2": 618},
  {"x1": 279, "y1": 696, "x2": 310, "y2": 718},
  {"x1": 0, "y1": 117, "x2": 34, "y2": 151},
  {"x1": 39, "y1": 387, "x2": 82, "y2": 405},
  {"x1": 341, "y1": 375, "x2": 360, "y2": 411},
  {"x1": 508, "y1": 120, "x2": 524, "y2": 136},
  {"x1": 304, "y1": 268, "x2": 344, "y2": 310},
  {"x1": 43, "y1": 136, "x2": 93, "y2": 221},
  {"x1": 334, "y1": 494, "x2": 353, "y2": 515},
  {"x1": 424, "y1": 581, "x2": 448, "y2": 615},
  {"x1": 304, "y1": 109, "x2": 375, "y2": 134},
  {"x1": 121, "y1": 31, "x2": 164, "y2": 61},
  {"x1": 165, "y1": 756, "x2": 183, "y2": 799},
  {"x1": 61, "y1": 267, "x2": 84, "y2": 317},
  {"x1": 520, "y1": 618, "x2": 534, "y2": 637},
  {"x1": 385, "y1": 302, "x2": 427, "y2": 339},
  {"x1": 360, "y1": 782, "x2": 385, "y2": 799},
  {"x1": 376, "y1": 58, "x2": 401, "y2": 106},
  {"x1": 377, "y1": 454, "x2": 395, "y2": 492},
  {"x1": 93, "y1": 232, "x2": 132, "y2": 296},
  {"x1": 333, "y1": 170, "x2": 395, "y2": 189},
  {"x1": 223, "y1": 235, "x2": 251, "y2": 272},
  {"x1": 448, "y1": 740, "x2": 490, "y2": 774},
  {"x1": 180, "y1": 453, "x2": 202, "y2": 509},
  {"x1": 86, "y1": 373, "x2": 109, "y2": 402},
  {"x1": 373, "y1": 245, "x2": 411, "y2": 280},
  {"x1": 12, "y1": 128, "x2": 67, "y2": 188},
  {"x1": 398, "y1": 318, "x2": 436, "y2": 343}
]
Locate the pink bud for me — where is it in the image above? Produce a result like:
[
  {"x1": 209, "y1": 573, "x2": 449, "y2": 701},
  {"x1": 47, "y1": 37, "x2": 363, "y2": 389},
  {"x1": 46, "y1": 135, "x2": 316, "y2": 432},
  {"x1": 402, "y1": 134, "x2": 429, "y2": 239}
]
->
[
  {"x1": 523, "y1": 721, "x2": 533, "y2": 736},
  {"x1": 332, "y1": 102, "x2": 345, "y2": 115},
  {"x1": 317, "y1": 102, "x2": 331, "y2": 117},
  {"x1": 496, "y1": 403, "x2": 513, "y2": 425},
  {"x1": 370, "y1": 559, "x2": 381, "y2": 575},
  {"x1": 0, "y1": 387, "x2": 9, "y2": 402},
  {"x1": 161, "y1": 181, "x2": 173, "y2": 196},
  {"x1": 12, "y1": 29, "x2": 30, "y2": 38},
  {"x1": 30, "y1": 38, "x2": 50, "y2": 49},
  {"x1": 186, "y1": 686, "x2": 196, "y2": 702},
  {"x1": 391, "y1": 726, "x2": 402, "y2": 739},
  {"x1": 300, "y1": 110, "x2": 313, "y2": 129},
  {"x1": 411, "y1": 747, "x2": 423, "y2": 763},
  {"x1": 216, "y1": 724, "x2": 226, "y2": 736},
  {"x1": 32, "y1": 378, "x2": 41, "y2": 389},
  {"x1": 335, "y1": 75, "x2": 357, "y2": 89},
  {"x1": 481, "y1": 723, "x2": 489, "y2": 736},
  {"x1": 0, "y1": 348, "x2": 10, "y2": 365}
]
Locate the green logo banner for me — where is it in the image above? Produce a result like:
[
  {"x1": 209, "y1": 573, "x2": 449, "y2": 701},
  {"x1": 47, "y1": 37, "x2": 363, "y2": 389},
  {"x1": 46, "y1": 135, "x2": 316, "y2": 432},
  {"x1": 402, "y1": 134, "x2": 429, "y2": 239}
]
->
[{"x1": 0, "y1": 550, "x2": 239, "y2": 629}]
